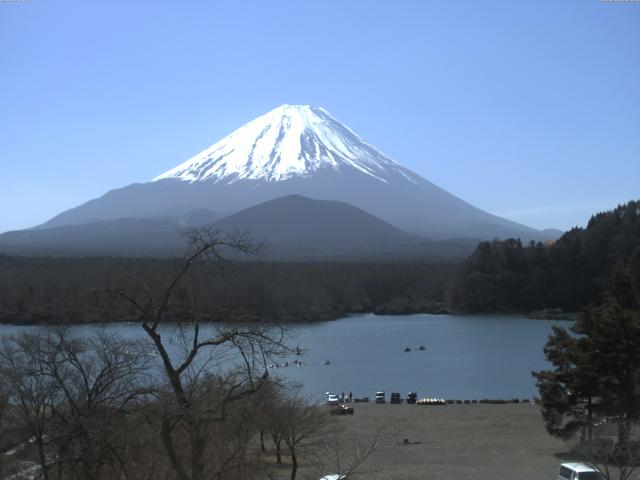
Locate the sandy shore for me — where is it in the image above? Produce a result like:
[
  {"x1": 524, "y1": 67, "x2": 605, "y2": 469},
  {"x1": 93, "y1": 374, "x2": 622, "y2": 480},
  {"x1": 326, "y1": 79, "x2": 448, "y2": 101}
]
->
[{"x1": 295, "y1": 403, "x2": 572, "y2": 480}]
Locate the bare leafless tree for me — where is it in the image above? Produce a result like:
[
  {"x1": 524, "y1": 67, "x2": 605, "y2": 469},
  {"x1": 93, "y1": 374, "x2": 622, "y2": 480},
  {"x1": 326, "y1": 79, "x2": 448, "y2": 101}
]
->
[
  {"x1": 0, "y1": 370, "x2": 13, "y2": 478},
  {"x1": 250, "y1": 381, "x2": 288, "y2": 465},
  {"x1": 281, "y1": 396, "x2": 329, "y2": 480},
  {"x1": 0, "y1": 331, "x2": 61, "y2": 480},
  {"x1": 305, "y1": 425, "x2": 397, "y2": 480},
  {"x1": 0, "y1": 327, "x2": 154, "y2": 480},
  {"x1": 244, "y1": 383, "x2": 331, "y2": 480},
  {"x1": 108, "y1": 227, "x2": 289, "y2": 480},
  {"x1": 47, "y1": 330, "x2": 153, "y2": 480},
  {"x1": 575, "y1": 419, "x2": 640, "y2": 480}
]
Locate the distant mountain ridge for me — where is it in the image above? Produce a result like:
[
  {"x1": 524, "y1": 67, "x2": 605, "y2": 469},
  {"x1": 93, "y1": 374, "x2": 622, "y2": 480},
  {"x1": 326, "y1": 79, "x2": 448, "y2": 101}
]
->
[
  {"x1": 35, "y1": 104, "x2": 558, "y2": 243},
  {"x1": 212, "y1": 195, "x2": 430, "y2": 259},
  {"x1": 215, "y1": 194, "x2": 413, "y2": 243},
  {"x1": 1, "y1": 195, "x2": 478, "y2": 259},
  {"x1": 0, "y1": 210, "x2": 218, "y2": 255}
]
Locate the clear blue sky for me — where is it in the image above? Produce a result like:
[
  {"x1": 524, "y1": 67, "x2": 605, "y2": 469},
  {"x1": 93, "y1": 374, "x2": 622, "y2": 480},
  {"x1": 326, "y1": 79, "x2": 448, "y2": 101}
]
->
[{"x1": 1, "y1": 0, "x2": 638, "y2": 233}]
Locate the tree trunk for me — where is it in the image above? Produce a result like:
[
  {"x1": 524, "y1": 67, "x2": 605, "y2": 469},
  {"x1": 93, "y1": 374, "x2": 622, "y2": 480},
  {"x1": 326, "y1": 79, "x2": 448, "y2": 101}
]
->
[
  {"x1": 272, "y1": 433, "x2": 282, "y2": 463},
  {"x1": 260, "y1": 430, "x2": 266, "y2": 452},
  {"x1": 289, "y1": 447, "x2": 297, "y2": 480},
  {"x1": 587, "y1": 395, "x2": 593, "y2": 441},
  {"x1": 160, "y1": 418, "x2": 190, "y2": 480},
  {"x1": 36, "y1": 433, "x2": 50, "y2": 480},
  {"x1": 190, "y1": 423, "x2": 206, "y2": 480},
  {"x1": 618, "y1": 419, "x2": 631, "y2": 450}
]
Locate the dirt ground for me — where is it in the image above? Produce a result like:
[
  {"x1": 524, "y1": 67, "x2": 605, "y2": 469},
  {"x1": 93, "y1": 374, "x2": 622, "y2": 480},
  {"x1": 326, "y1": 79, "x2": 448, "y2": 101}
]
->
[{"x1": 294, "y1": 402, "x2": 574, "y2": 480}]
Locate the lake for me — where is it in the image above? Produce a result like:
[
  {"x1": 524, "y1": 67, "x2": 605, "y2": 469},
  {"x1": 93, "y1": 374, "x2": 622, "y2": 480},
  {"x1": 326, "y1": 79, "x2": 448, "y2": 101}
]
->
[{"x1": 0, "y1": 313, "x2": 565, "y2": 401}]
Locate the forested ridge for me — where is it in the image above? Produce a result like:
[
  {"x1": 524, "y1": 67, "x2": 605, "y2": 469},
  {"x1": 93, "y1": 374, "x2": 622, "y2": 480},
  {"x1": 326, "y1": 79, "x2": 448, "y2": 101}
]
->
[
  {"x1": 454, "y1": 200, "x2": 640, "y2": 313},
  {"x1": 0, "y1": 257, "x2": 456, "y2": 324}
]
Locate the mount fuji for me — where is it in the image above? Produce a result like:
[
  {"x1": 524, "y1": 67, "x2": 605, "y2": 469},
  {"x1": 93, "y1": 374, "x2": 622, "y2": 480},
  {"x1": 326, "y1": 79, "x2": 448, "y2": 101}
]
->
[
  {"x1": 4, "y1": 104, "x2": 557, "y2": 255},
  {"x1": 152, "y1": 104, "x2": 422, "y2": 186}
]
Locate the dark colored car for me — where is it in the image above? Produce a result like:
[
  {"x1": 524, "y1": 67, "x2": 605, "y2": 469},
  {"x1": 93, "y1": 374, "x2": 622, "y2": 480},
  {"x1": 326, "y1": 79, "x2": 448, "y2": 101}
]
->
[
  {"x1": 406, "y1": 392, "x2": 418, "y2": 404},
  {"x1": 330, "y1": 404, "x2": 354, "y2": 415},
  {"x1": 390, "y1": 392, "x2": 403, "y2": 404}
]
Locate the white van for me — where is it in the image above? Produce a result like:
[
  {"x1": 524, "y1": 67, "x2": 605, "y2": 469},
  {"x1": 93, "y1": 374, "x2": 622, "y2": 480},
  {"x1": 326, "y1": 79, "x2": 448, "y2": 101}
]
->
[
  {"x1": 558, "y1": 463, "x2": 603, "y2": 480},
  {"x1": 326, "y1": 393, "x2": 339, "y2": 406}
]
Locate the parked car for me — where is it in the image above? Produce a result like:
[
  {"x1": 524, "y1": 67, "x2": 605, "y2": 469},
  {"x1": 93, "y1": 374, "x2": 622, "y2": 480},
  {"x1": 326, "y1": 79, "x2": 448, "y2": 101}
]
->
[
  {"x1": 557, "y1": 463, "x2": 604, "y2": 480},
  {"x1": 330, "y1": 404, "x2": 354, "y2": 415},
  {"x1": 406, "y1": 392, "x2": 418, "y2": 404},
  {"x1": 375, "y1": 391, "x2": 385, "y2": 403},
  {"x1": 390, "y1": 392, "x2": 402, "y2": 404},
  {"x1": 326, "y1": 394, "x2": 339, "y2": 406}
]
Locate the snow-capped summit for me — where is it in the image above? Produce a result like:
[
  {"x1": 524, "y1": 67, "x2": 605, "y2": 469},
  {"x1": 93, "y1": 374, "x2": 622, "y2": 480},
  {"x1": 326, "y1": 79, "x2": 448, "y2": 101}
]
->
[
  {"x1": 32, "y1": 104, "x2": 557, "y2": 244},
  {"x1": 153, "y1": 104, "x2": 418, "y2": 185}
]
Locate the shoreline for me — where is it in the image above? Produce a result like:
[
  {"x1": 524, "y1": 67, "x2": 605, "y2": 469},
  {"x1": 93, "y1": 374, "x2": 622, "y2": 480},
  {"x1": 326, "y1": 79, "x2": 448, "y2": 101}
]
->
[{"x1": 0, "y1": 306, "x2": 578, "y2": 327}]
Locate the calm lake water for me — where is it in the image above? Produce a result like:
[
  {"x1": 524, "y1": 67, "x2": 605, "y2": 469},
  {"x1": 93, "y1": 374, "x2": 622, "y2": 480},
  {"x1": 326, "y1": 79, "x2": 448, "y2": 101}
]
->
[{"x1": 0, "y1": 313, "x2": 566, "y2": 401}]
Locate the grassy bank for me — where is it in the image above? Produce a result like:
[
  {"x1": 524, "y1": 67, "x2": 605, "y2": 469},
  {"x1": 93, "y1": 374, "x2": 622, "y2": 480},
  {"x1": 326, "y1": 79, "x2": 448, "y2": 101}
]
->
[{"x1": 278, "y1": 403, "x2": 570, "y2": 480}]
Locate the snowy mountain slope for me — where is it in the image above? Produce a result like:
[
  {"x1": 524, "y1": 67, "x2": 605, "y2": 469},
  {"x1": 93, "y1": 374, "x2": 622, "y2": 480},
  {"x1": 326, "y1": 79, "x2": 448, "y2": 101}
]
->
[
  {"x1": 153, "y1": 104, "x2": 421, "y2": 185},
  {"x1": 34, "y1": 104, "x2": 558, "y2": 243}
]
